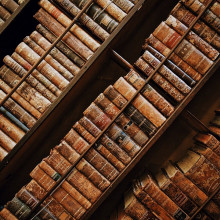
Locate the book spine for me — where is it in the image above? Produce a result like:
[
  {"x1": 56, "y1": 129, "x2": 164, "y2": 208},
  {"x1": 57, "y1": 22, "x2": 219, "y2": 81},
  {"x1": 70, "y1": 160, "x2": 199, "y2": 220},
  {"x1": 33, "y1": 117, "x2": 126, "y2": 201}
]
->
[
  {"x1": 113, "y1": 77, "x2": 136, "y2": 100},
  {"x1": 203, "y1": 200, "x2": 220, "y2": 220},
  {"x1": 39, "y1": 0, "x2": 100, "y2": 52},
  {"x1": 210, "y1": 1, "x2": 220, "y2": 16},
  {"x1": 3, "y1": 55, "x2": 57, "y2": 103},
  {"x1": 100, "y1": 134, "x2": 131, "y2": 165},
  {"x1": 94, "y1": 93, "x2": 120, "y2": 119},
  {"x1": 142, "y1": 84, "x2": 175, "y2": 117},
  {"x1": 67, "y1": 168, "x2": 102, "y2": 203},
  {"x1": 0, "y1": 78, "x2": 42, "y2": 119},
  {"x1": 106, "y1": 123, "x2": 141, "y2": 157},
  {"x1": 1, "y1": 0, "x2": 19, "y2": 12},
  {"x1": 0, "y1": 128, "x2": 16, "y2": 152},
  {"x1": 0, "y1": 5, "x2": 11, "y2": 20},
  {"x1": 52, "y1": 187, "x2": 86, "y2": 219},
  {"x1": 112, "y1": 0, "x2": 134, "y2": 13},
  {"x1": 30, "y1": 31, "x2": 80, "y2": 76},
  {"x1": 54, "y1": 0, "x2": 109, "y2": 41},
  {"x1": 146, "y1": 44, "x2": 196, "y2": 86},
  {"x1": 44, "y1": 149, "x2": 72, "y2": 176},
  {"x1": 85, "y1": 147, "x2": 119, "y2": 181},
  {"x1": 115, "y1": 113, "x2": 149, "y2": 146},
  {"x1": 76, "y1": 158, "x2": 110, "y2": 191},
  {"x1": 132, "y1": 94, "x2": 166, "y2": 128},
  {"x1": 0, "y1": 146, "x2": 7, "y2": 162},
  {"x1": 11, "y1": 52, "x2": 62, "y2": 97},
  {"x1": 23, "y1": 36, "x2": 74, "y2": 81},
  {"x1": 36, "y1": 24, "x2": 85, "y2": 67},
  {"x1": 83, "y1": 102, "x2": 111, "y2": 130},
  {"x1": 142, "y1": 50, "x2": 191, "y2": 95},
  {"x1": 0, "y1": 89, "x2": 36, "y2": 129},
  {"x1": 61, "y1": 180, "x2": 92, "y2": 209},
  {"x1": 0, "y1": 208, "x2": 18, "y2": 220},
  {"x1": 124, "y1": 105, "x2": 157, "y2": 137},
  {"x1": 55, "y1": 140, "x2": 80, "y2": 164},
  {"x1": 34, "y1": 9, "x2": 93, "y2": 61},
  {"x1": 103, "y1": 85, "x2": 127, "y2": 109},
  {"x1": 64, "y1": 128, "x2": 90, "y2": 154}
]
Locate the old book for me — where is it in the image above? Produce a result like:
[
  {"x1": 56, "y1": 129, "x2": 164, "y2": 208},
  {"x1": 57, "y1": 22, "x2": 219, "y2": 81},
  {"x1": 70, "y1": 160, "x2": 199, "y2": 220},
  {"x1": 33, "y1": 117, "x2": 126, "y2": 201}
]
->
[
  {"x1": 194, "y1": 133, "x2": 220, "y2": 156},
  {"x1": 0, "y1": 129, "x2": 15, "y2": 152},
  {"x1": 67, "y1": 168, "x2": 102, "y2": 203},
  {"x1": 52, "y1": 187, "x2": 86, "y2": 219},
  {"x1": 0, "y1": 0, "x2": 19, "y2": 12},
  {"x1": 15, "y1": 42, "x2": 69, "y2": 90},
  {"x1": 6, "y1": 197, "x2": 31, "y2": 220},
  {"x1": 113, "y1": 77, "x2": 136, "y2": 100},
  {"x1": 210, "y1": 115, "x2": 220, "y2": 127},
  {"x1": 3, "y1": 55, "x2": 57, "y2": 103},
  {"x1": 135, "y1": 58, "x2": 185, "y2": 102},
  {"x1": 106, "y1": 123, "x2": 141, "y2": 157},
  {"x1": 203, "y1": 200, "x2": 220, "y2": 219},
  {"x1": 165, "y1": 15, "x2": 219, "y2": 61},
  {"x1": 194, "y1": 211, "x2": 212, "y2": 220},
  {"x1": 84, "y1": 147, "x2": 119, "y2": 181},
  {"x1": 44, "y1": 148, "x2": 72, "y2": 176},
  {"x1": 133, "y1": 179, "x2": 173, "y2": 220},
  {"x1": 100, "y1": 134, "x2": 131, "y2": 165},
  {"x1": 36, "y1": 205, "x2": 57, "y2": 220},
  {"x1": 36, "y1": 24, "x2": 85, "y2": 67},
  {"x1": 132, "y1": 94, "x2": 166, "y2": 128},
  {"x1": 55, "y1": 140, "x2": 80, "y2": 164},
  {"x1": 210, "y1": 1, "x2": 220, "y2": 16},
  {"x1": 146, "y1": 45, "x2": 196, "y2": 87},
  {"x1": 64, "y1": 128, "x2": 90, "y2": 154},
  {"x1": 191, "y1": 144, "x2": 220, "y2": 169},
  {"x1": 30, "y1": 30, "x2": 80, "y2": 76},
  {"x1": 95, "y1": 142, "x2": 125, "y2": 171},
  {"x1": 76, "y1": 158, "x2": 110, "y2": 191},
  {"x1": 103, "y1": 85, "x2": 127, "y2": 109},
  {"x1": 124, "y1": 105, "x2": 157, "y2": 137},
  {"x1": 144, "y1": 35, "x2": 202, "y2": 81},
  {"x1": 163, "y1": 161, "x2": 208, "y2": 207},
  {"x1": 115, "y1": 113, "x2": 149, "y2": 146},
  {"x1": 54, "y1": 0, "x2": 109, "y2": 41},
  {"x1": 111, "y1": 0, "x2": 134, "y2": 13},
  {"x1": 0, "y1": 146, "x2": 7, "y2": 161},
  {"x1": 110, "y1": 202, "x2": 133, "y2": 220},
  {"x1": 61, "y1": 180, "x2": 91, "y2": 209},
  {"x1": 34, "y1": 8, "x2": 93, "y2": 60},
  {"x1": 177, "y1": 150, "x2": 220, "y2": 196},
  {"x1": 23, "y1": 36, "x2": 74, "y2": 81},
  {"x1": 0, "y1": 112, "x2": 24, "y2": 142},
  {"x1": 0, "y1": 208, "x2": 18, "y2": 220},
  {"x1": 11, "y1": 52, "x2": 61, "y2": 97},
  {"x1": 138, "y1": 173, "x2": 189, "y2": 219},
  {"x1": 94, "y1": 93, "x2": 120, "y2": 119},
  {"x1": 142, "y1": 50, "x2": 191, "y2": 95},
  {"x1": 154, "y1": 169, "x2": 198, "y2": 216},
  {"x1": 0, "y1": 5, "x2": 11, "y2": 20},
  {"x1": 39, "y1": 0, "x2": 100, "y2": 52},
  {"x1": 209, "y1": 125, "x2": 220, "y2": 136},
  {"x1": 83, "y1": 102, "x2": 111, "y2": 130},
  {"x1": 0, "y1": 78, "x2": 42, "y2": 119},
  {"x1": 124, "y1": 190, "x2": 157, "y2": 220},
  {"x1": 0, "y1": 89, "x2": 36, "y2": 128}
]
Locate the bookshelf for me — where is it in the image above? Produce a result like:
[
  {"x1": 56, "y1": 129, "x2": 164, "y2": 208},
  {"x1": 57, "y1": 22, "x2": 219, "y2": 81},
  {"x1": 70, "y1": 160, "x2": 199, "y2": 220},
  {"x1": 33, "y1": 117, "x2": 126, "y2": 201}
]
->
[{"x1": 0, "y1": 0, "x2": 219, "y2": 219}]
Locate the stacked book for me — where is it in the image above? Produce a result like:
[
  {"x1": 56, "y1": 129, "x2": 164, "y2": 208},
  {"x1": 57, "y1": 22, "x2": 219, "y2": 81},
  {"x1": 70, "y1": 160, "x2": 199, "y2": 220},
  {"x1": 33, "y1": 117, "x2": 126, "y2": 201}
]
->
[
  {"x1": 209, "y1": 107, "x2": 220, "y2": 136},
  {"x1": 115, "y1": 132, "x2": 220, "y2": 220},
  {"x1": 0, "y1": 0, "x2": 219, "y2": 219},
  {"x1": 0, "y1": 0, "x2": 136, "y2": 162}
]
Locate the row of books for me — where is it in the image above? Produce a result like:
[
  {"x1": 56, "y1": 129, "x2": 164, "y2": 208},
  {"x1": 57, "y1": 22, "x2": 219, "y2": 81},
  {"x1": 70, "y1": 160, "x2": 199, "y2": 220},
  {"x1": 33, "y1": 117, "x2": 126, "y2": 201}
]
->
[
  {"x1": 209, "y1": 108, "x2": 220, "y2": 136},
  {"x1": 0, "y1": 0, "x2": 219, "y2": 219},
  {"x1": 0, "y1": 0, "x2": 25, "y2": 27},
  {"x1": 0, "y1": 0, "x2": 137, "y2": 161},
  {"x1": 114, "y1": 132, "x2": 220, "y2": 220}
]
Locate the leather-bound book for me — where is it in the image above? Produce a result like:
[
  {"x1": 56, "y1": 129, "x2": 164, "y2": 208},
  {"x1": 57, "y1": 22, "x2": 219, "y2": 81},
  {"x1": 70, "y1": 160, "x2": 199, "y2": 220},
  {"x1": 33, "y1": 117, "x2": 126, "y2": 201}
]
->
[
  {"x1": 0, "y1": 129, "x2": 16, "y2": 152},
  {"x1": 203, "y1": 200, "x2": 220, "y2": 219},
  {"x1": 0, "y1": 6, "x2": 11, "y2": 21},
  {"x1": 34, "y1": 9, "x2": 93, "y2": 60},
  {"x1": 54, "y1": 0, "x2": 109, "y2": 41},
  {"x1": 39, "y1": 0, "x2": 100, "y2": 52},
  {"x1": 76, "y1": 158, "x2": 110, "y2": 191},
  {"x1": 94, "y1": 93, "x2": 120, "y2": 119},
  {"x1": 0, "y1": 208, "x2": 18, "y2": 220},
  {"x1": 154, "y1": 170, "x2": 198, "y2": 216},
  {"x1": 194, "y1": 211, "x2": 212, "y2": 220},
  {"x1": 64, "y1": 128, "x2": 89, "y2": 154},
  {"x1": 177, "y1": 150, "x2": 220, "y2": 196},
  {"x1": 0, "y1": 0, "x2": 19, "y2": 13},
  {"x1": 0, "y1": 146, "x2": 7, "y2": 162},
  {"x1": 210, "y1": 1, "x2": 220, "y2": 16},
  {"x1": 67, "y1": 168, "x2": 102, "y2": 203},
  {"x1": 36, "y1": 24, "x2": 85, "y2": 67},
  {"x1": 106, "y1": 123, "x2": 141, "y2": 157},
  {"x1": 124, "y1": 189, "x2": 157, "y2": 220}
]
